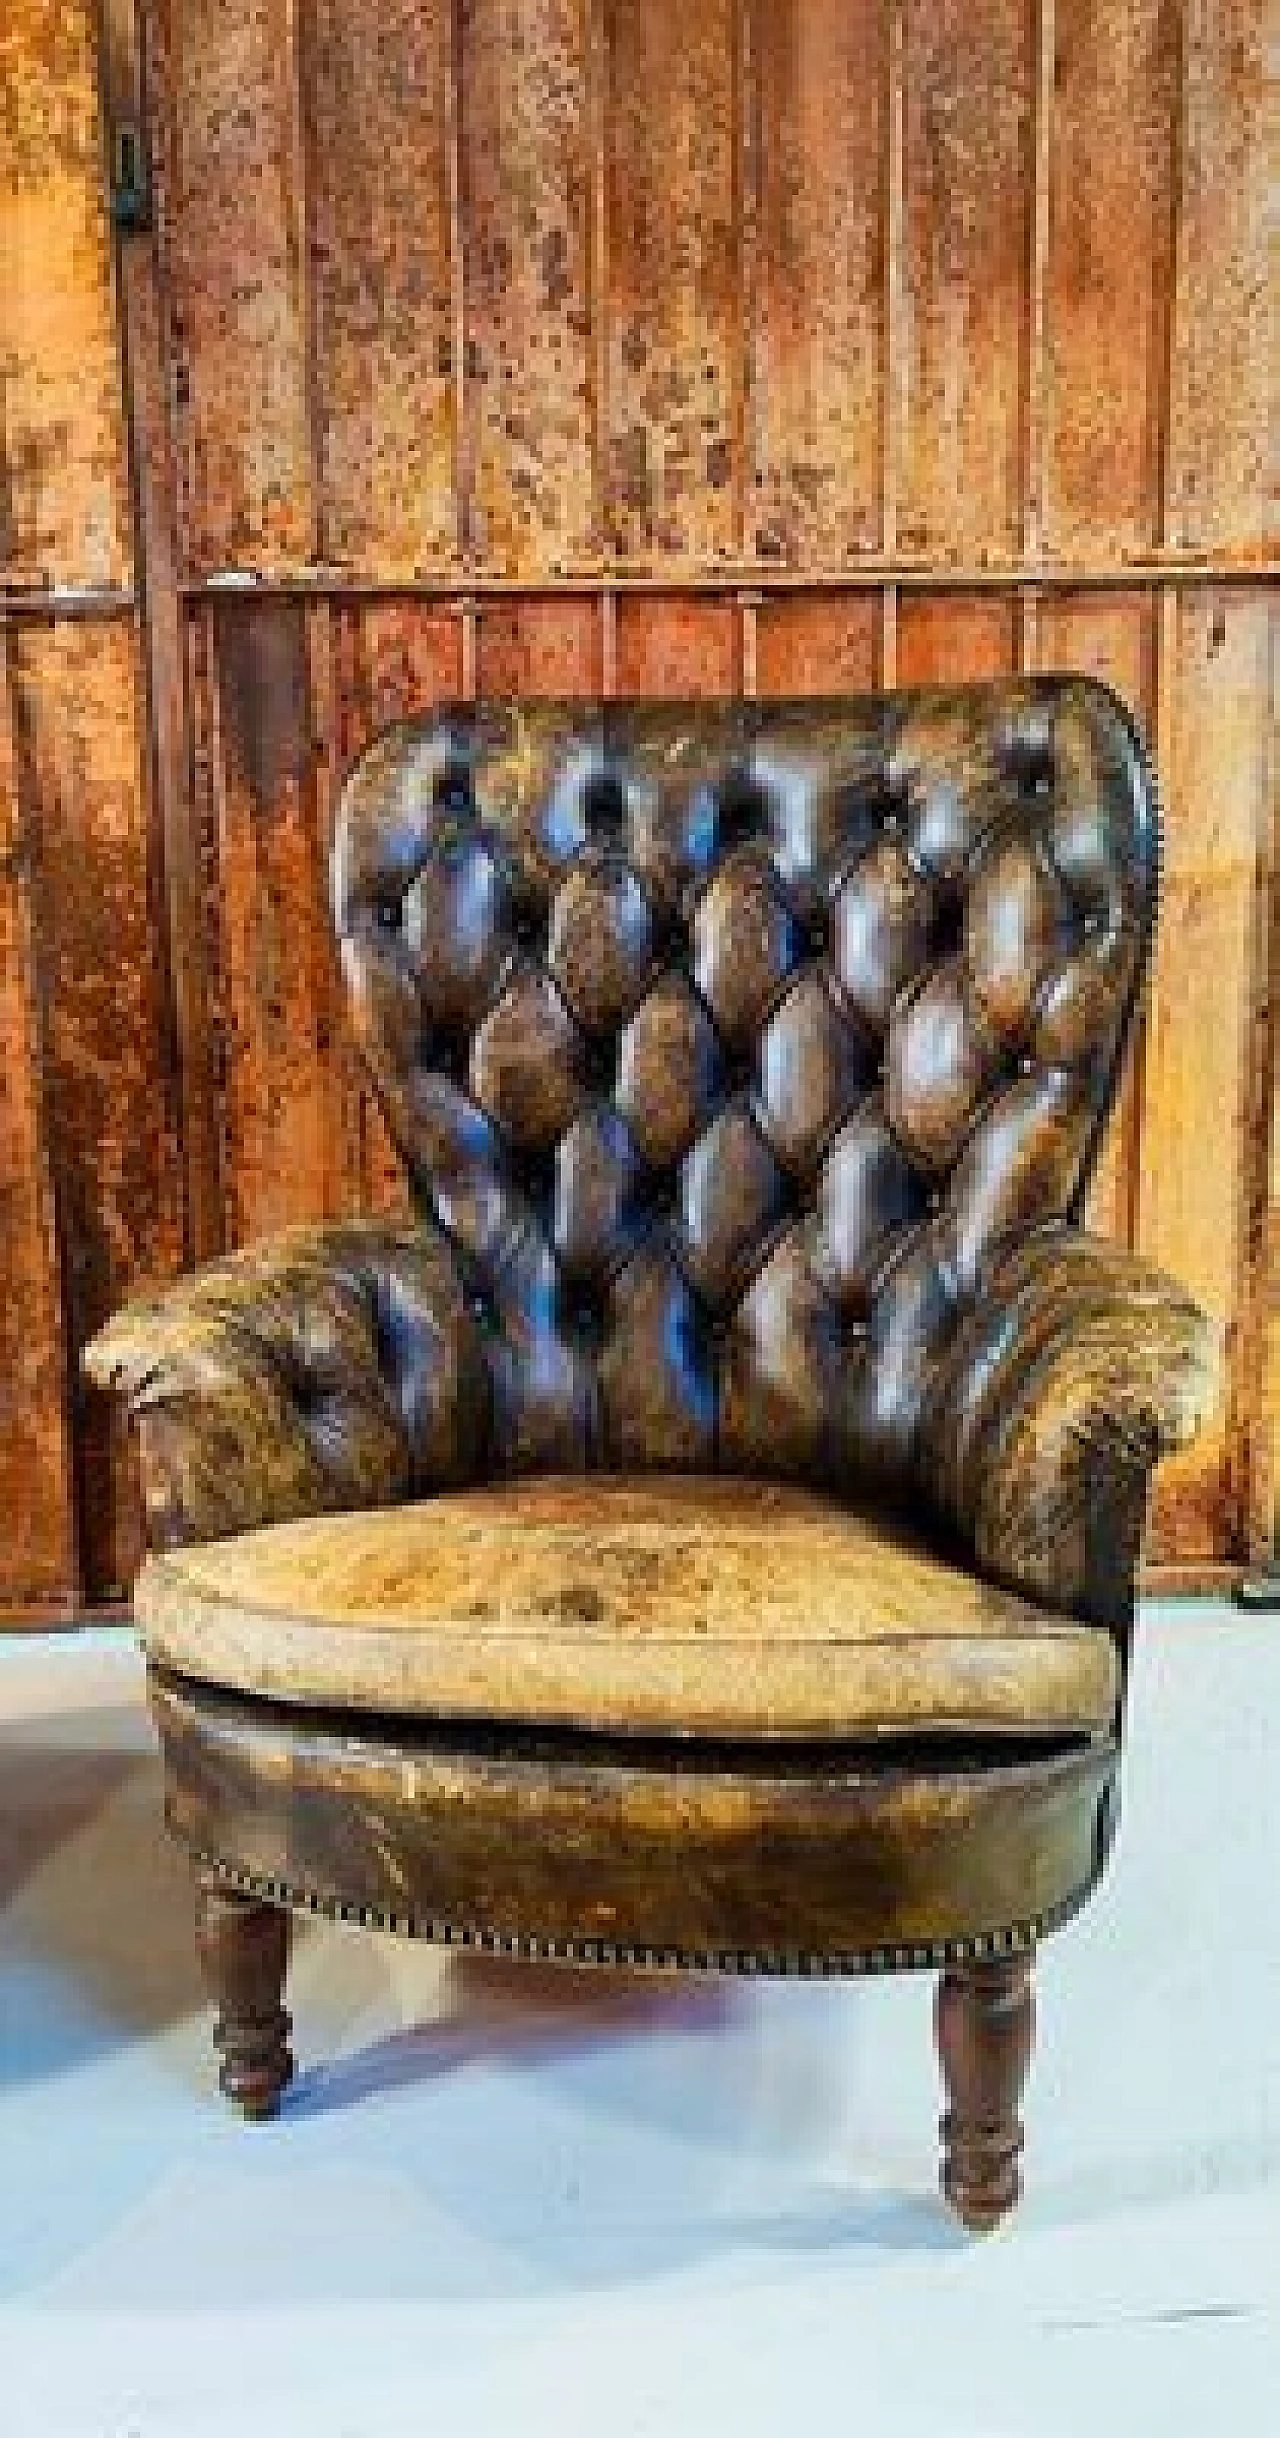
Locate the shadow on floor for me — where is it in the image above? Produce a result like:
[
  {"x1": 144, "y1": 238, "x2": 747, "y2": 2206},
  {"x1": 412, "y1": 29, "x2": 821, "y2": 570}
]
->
[
  {"x1": 288, "y1": 1947, "x2": 742, "y2": 2118},
  {"x1": 0, "y1": 1730, "x2": 204, "y2": 2087}
]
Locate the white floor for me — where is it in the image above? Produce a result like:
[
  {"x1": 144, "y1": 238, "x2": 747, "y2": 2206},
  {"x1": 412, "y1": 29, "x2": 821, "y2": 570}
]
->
[{"x1": 1, "y1": 1607, "x2": 1277, "y2": 2438}]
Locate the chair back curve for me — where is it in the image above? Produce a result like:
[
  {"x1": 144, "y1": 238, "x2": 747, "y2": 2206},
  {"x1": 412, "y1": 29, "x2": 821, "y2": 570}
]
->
[{"x1": 331, "y1": 680, "x2": 1159, "y2": 1486}]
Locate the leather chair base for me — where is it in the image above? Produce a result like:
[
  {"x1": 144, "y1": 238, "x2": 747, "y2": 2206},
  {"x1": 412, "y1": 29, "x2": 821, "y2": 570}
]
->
[
  {"x1": 152, "y1": 1666, "x2": 1117, "y2": 1974},
  {"x1": 156, "y1": 1666, "x2": 1117, "y2": 2226},
  {"x1": 157, "y1": 1657, "x2": 1116, "y2": 2233}
]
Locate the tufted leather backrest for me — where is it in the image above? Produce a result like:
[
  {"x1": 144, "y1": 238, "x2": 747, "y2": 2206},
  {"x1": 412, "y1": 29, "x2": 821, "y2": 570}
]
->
[{"x1": 333, "y1": 682, "x2": 1158, "y2": 1488}]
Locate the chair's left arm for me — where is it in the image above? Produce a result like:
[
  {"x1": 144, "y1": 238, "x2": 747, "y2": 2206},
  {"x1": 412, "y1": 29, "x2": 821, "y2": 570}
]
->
[
  {"x1": 83, "y1": 1221, "x2": 490, "y2": 1552},
  {"x1": 921, "y1": 1225, "x2": 1220, "y2": 1633}
]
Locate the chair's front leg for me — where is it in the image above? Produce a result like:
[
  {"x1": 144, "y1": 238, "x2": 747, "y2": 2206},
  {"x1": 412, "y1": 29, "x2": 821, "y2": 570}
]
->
[
  {"x1": 935, "y1": 1952, "x2": 1035, "y2": 2230},
  {"x1": 194, "y1": 1871, "x2": 293, "y2": 2119}
]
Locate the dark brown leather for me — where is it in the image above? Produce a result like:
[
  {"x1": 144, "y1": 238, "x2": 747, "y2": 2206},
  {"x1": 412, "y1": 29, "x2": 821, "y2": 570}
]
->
[
  {"x1": 332, "y1": 681, "x2": 1160, "y2": 1481},
  {"x1": 87, "y1": 679, "x2": 1217, "y2": 1614}
]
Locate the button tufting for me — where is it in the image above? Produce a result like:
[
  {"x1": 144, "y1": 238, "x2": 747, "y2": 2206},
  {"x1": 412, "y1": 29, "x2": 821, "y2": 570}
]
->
[{"x1": 331, "y1": 686, "x2": 1155, "y2": 1501}]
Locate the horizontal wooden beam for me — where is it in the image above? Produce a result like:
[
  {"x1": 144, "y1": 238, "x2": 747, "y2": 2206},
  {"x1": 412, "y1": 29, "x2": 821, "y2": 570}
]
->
[
  {"x1": 0, "y1": 583, "x2": 137, "y2": 622},
  {"x1": 175, "y1": 559, "x2": 1279, "y2": 602}
]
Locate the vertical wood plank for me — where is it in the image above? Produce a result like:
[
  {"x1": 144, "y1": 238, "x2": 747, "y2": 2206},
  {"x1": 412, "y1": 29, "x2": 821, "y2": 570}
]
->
[
  {"x1": 1021, "y1": 0, "x2": 1053, "y2": 565},
  {"x1": 755, "y1": 595, "x2": 880, "y2": 696},
  {"x1": 461, "y1": 0, "x2": 595, "y2": 575},
  {"x1": 1239, "y1": 617, "x2": 1276, "y2": 1557},
  {"x1": 1042, "y1": 0, "x2": 1179, "y2": 561},
  {"x1": 0, "y1": 629, "x2": 78, "y2": 1613},
  {"x1": 160, "y1": 0, "x2": 314, "y2": 568},
  {"x1": 747, "y1": 0, "x2": 886, "y2": 562},
  {"x1": 106, "y1": 0, "x2": 222, "y2": 1266},
  {"x1": 302, "y1": 0, "x2": 457, "y2": 575},
  {"x1": 897, "y1": 592, "x2": 1019, "y2": 683},
  {"x1": 203, "y1": 598, "x2": 350, "y2": 1244},
  {"x1": 0, "y1": 0, "x2": 133, "y2": 586},
  {"x1": 1258, "y1": 1111, "x2": 1267, "y2": 1560},
  {"x1": 1165, "y1": 0, "x2": 1270, "y2": 556},
  {"x1": 1138, "y1": 587, "x2": 1271, "y2": 1559},
  {"x1": 899, "y1": 0, "x2": 1033, "y2": 563},
  {"x1": 1033, "y1": 589, "x2": 1157, "y2": 1244},
  {"x1": 476, "y1": 597, "x2": 600, "y2": 695},
  {"x1": 604, "y1": 0, "x2": 740, "y2": 564},
  {"x1": 614, "y1": 596, "x2": 738, "y2": 695},
  {"x1": 13, "y1": 621, "x2": 185, "y2": 1601}
]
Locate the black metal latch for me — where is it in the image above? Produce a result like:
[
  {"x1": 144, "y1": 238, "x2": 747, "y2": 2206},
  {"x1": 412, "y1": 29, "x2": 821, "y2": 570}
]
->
[{"x1": 110, "y1": 119, "x2": 150, "y2": 232}]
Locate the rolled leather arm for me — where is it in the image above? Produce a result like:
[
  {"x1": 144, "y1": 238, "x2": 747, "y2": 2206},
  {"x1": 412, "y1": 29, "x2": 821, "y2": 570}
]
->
[
  {"x1": 84, "y1": 1221, "x2": 490, "y2": 1551},
  {"x1": 921, "y1": 1226, "x2": 1220, "y2": 1623}
]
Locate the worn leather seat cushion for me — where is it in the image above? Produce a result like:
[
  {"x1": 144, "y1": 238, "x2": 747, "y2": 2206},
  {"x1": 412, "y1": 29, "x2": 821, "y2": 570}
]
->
[{"x1": 137, "y1": 1479, "x2": 1117, "y2": 1741}]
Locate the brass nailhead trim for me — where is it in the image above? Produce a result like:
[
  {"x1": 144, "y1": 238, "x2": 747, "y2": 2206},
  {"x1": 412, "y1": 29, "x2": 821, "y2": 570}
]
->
[{"x1": 188, "y1": 1847, "x2": 1104, "y2": 1977}]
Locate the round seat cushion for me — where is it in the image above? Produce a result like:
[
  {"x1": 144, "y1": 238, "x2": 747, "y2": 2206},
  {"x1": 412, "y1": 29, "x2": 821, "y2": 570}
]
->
[{"x1": 136, "y1": 1478, "x2": 1118, "y2": 1743}]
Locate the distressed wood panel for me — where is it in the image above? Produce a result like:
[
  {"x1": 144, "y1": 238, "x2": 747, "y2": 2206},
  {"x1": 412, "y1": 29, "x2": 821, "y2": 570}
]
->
[
  {"x1": 351, "y1": 600, "x2": 465, "y2": 742},
  {"x1": 1258, "y1": 1184, "x2": 1267, "y2": 1560},
  {"x1": 302, "y1": 0, "x2": 457, "y2": 575},
  {"x1": 0, "y1": 0, "x2": 132, "y2": 586},
  {"x1": 107, "y1": 0, "x2": 222, "y2": 1268},
  {"x1": 1138, "y1": 589, "x2": 1271, "y2": 1559},
  {"x1": 462, "y1": 0, "x2": 595, "y2": 573},
  {"x1": 157, "y1": 0, "x2": 313, "y2": 568},
  {"x1": 604, "y1": 0, "x2": 740, "y2": 563},
  {"x1": 1165, "y1": 0, "x2": 1271, "y2": 555},
  {"x1": 476, "y1": 597, "x2": 600, "y2": 695},
  {"x1": 614, "y1": 595, "x2": 739, "y2": 695},
  {"x1": 1042, "y1": 0, "x2": 1179, "y2": 561},
  {"x1": 12, "y1": 621, "x2": 185, "y2": 1601},
  {"x1": 897, "y1": 592, "x2": 1019, "y2": 683},
  {"x1": 898, "y1": 0, "x2": 1033, "y2": 563},
  {"x1": 202, "y1": 599, "x2": 352, "y2": 1244},
  {"x1": 755, "y1": 595, "x2": 880, "y2": 695},
  {"x1": 748, "y1": 0, "x2": 886, "y2": 562},
  {"x1": 0, "y1": 631, "x2": 77, "y2": 1611},
  {"x1": 1033, "y1": 591, "x2": 1156, "y2": 1246}
]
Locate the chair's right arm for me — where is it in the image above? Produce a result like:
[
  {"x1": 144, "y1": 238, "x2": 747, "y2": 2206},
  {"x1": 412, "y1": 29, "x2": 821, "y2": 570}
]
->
[
  {"x1": 83, "y1": 1221, "x2": 491, "y2": 1552},
  {"x1": 920, "y1": 1225, "x2": 1220, "y2": 1630}
]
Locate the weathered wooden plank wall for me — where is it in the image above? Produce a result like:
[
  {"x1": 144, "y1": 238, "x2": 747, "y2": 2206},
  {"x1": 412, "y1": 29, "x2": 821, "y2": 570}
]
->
[
  {"x1": 1, "y1": 0, "x2": 1274, "y2": 1609},
  {"x1": 0, "y1": 628, "x2": 77, "y2": 1613},
  {"x1": 1, "y1": 0, "x2": 184, "y2": 1609}
]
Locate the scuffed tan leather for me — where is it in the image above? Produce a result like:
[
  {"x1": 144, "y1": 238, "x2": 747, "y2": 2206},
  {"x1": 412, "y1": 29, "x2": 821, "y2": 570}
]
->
[
  {"x1": 84, "y1": 1223, "x2": 488, "y2": 1549},
  {"x1": 86, "y1": 678, "x2": 1214, "y2": 1608},
  {"x1": 922, "y1": 1226, "x2": 1220, "y2": 1620}
]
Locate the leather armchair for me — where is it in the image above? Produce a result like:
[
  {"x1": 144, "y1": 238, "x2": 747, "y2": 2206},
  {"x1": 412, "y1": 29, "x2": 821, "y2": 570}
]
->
[{"x1": 88, "y1": 679, "x2": 1216, "y2": 2225}]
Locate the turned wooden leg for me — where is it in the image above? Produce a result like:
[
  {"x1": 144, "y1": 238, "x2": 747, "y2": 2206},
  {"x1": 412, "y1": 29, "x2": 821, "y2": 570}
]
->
[
  {"x1": 194, "y1": 1873, "x2": 293, "y2": 2119},
  {"x1": 935, "y1": 1952, "x2": 1035, "y2": 2231}
]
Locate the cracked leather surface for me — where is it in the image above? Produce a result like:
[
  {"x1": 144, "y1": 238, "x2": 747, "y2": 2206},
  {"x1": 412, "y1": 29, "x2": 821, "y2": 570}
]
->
[{"x1": 87, "y1": 679, "x2": 1217, "y2": 1618}]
